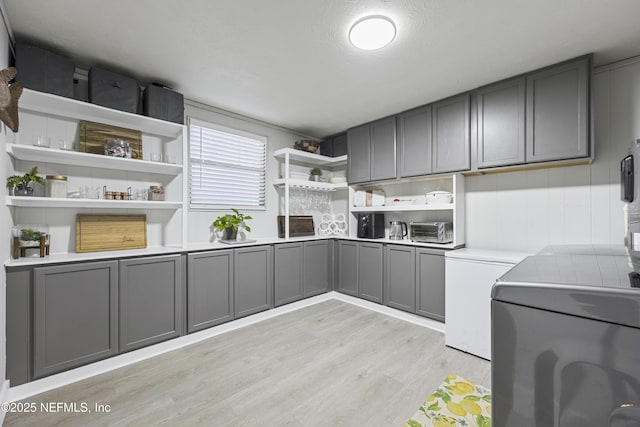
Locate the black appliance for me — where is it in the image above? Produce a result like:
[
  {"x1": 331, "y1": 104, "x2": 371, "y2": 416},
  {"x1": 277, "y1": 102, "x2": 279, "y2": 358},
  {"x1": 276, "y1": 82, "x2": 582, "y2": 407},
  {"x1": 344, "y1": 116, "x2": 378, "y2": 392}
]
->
[{"x1": 357, "y1": 213, "x2": 385, "y2": 239}]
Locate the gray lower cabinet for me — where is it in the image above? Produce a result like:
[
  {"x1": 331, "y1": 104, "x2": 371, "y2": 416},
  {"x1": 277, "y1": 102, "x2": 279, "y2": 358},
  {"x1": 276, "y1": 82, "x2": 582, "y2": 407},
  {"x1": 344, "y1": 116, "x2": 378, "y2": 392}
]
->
[
  {"x1": 385, "y1": 245, "x2": 416, "y2": 312},
  {"x1": 526, "y1": 56, "x2": 590, "y2": 162},
  {"x1": 6, "y1": 267, "x2": 31, "y2": 385},
  {"x1": 119, "y1": 254, "x2": 185, "y2": 353},
  {"x1": 398, "y1": 105, "x2": 432, "y2": 178},
  {"x1": 187, "y1": 250, "x2": 234, "y2": 333},
  {"x1": 416, "y1": 248, "x2": 446, "y2": 321},
  {"x1": 476, "y1": 77, "x2": 526, "y2": 168},
  {"x1": 234, "y1": 245, "x2": 273, "y2": 318},
  {"x1": 347, "y1": 124, "x2": 371, "y2": 184},
  {"x1": 337, "y1": 240, "x2": 358, "y2": 296},
  {"x1": 357, "y1": 242, "x2": 384, "y2": 303},
  {"x1": 274, "y1": 242, "x2": 304, "y2": 307},
  {"x1": 432, "y1": 93, "x2": 471, "y2": 173},
  {"x1": 33, "y1": 260, "x2": 118, "y2": 379},
  {"x1": 303, "y1": 240, "x2": 331, "y2": 297}
]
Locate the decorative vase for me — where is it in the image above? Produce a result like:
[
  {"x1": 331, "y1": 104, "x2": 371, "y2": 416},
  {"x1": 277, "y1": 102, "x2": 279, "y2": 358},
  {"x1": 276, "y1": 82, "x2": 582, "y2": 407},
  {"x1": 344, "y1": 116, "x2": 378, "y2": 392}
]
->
[
  {"x1": 222, "y1": 227, "x2": 237, "y2": 241},
  {"x1": 309, "y1": 175, "x2": 321, "y2": 182},
  {"x1": 13, "y1": 183, "x2": 33, "y2": 196}
]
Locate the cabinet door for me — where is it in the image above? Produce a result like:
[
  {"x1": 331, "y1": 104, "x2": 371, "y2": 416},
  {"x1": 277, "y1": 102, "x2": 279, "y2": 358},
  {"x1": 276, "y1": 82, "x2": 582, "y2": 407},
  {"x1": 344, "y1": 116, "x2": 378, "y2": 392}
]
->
[
  {"x1": 432, "y1": 93, "x2": 471, "y2": 173},
  {"x1": 384, "y1": 245, "x2": 416, "y2": 313},
  {"x1": 33, "y1": 261, "x2": 118, "y2": 379},
  {"x1": 526, "y1": 57, "x2": 590, "y2": 162},
  {"x1": 332, "y1": 133, "x2": 348, "y2": 157},
  {"x1": 358, "y1": 242, "x2": 384, "y2": 303},
  {"x1": 234, "y1": 246, "x2": 273, "y2": 318},
  {"x1": 337, "y1": 240, "x2": 358, "y2": 296},
  {"x1": 398, "y1": 105, "x2": 432, "y2": 177},
  {"x1": 476, "y1": 77, "x2": 526, "y2": 168},
  {"x1": 416, "y1": 249, "x2": 445, "y2": 321},
  {"x1": 304, "y1": 240, "x2": 330, "y2": 297},
  {"x1": 370, "y1": 117, "x2": 397, "y2": 181},
  {"x1": 119, "y1": 254, "x2": 184, "y2": 353},
  {"x1": 347, "y1": 124, "x2": 371, "y2": 184},
  {"x1": 7, "y1": 268, "x2": 32, "y2": 385},
  {"x1": 274, "y1": 243, "x2": 304, "y2": 307},
  {"x1": 187, "y1": 250, "x2": 234, "y2": 333}
]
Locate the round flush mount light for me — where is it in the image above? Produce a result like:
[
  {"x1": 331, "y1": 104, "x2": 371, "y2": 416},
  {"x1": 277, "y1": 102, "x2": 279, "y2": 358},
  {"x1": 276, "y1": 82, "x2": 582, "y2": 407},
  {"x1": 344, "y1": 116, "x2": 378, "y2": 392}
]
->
[{"x1": 348, "y1": 15, "x2": 396, "y2": 50}]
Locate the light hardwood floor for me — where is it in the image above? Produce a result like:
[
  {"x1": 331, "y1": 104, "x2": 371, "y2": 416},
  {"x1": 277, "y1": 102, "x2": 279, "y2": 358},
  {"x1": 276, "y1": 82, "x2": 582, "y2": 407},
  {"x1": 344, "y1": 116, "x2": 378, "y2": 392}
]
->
[{"x1": 4, "y1": 300, "x2": 490, "y2": 426}]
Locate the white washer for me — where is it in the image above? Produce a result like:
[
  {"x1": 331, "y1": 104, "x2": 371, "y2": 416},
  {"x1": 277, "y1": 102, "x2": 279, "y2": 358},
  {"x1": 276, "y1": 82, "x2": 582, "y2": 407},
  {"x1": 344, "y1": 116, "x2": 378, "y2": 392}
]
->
[{"x1": 445, "y1": 248, "x2": 529, "y2": 360}]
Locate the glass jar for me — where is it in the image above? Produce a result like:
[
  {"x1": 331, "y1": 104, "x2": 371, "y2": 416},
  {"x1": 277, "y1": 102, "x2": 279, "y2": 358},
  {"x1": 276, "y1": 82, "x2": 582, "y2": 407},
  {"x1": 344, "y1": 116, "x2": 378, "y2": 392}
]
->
[
  {"x1": 46, "y1": 175, "x2": 67, "y2": 198},
  {"x1": 104, "y1": 139, "x2": 131, "y2": 158},
  {"x1": 149, "y1": 185, "x2": 165, "y2": 201}
]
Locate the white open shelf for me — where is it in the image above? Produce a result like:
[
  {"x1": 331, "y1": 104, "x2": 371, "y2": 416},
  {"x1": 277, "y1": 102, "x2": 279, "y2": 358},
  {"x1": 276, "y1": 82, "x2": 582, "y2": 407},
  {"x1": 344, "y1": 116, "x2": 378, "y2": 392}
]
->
[
  {"x1": 7, "y1": 144, "x2": 183, "y2": 175},
  {"x1": 273, "y1": 148, "x2": 347, "y2": 167},
  {"x1": 273, "y1": 178, "x2": 347, "y2": 191},
  {"x1": 19, "y1": 89, "x2": 184, "y2": 139},
  {"x1": 351, "y1": 203, "x2": 454, "y2": 212},
  {"x1": 6, "y1": 196, "x2": 182, "y2": 210}
]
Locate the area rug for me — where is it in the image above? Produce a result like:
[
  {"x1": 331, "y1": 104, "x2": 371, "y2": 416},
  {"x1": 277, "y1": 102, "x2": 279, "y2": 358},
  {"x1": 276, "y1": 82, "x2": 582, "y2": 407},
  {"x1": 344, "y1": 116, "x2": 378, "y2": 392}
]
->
[{"x1": 404, "y1": 374, "x2": 492, "y2": 427}]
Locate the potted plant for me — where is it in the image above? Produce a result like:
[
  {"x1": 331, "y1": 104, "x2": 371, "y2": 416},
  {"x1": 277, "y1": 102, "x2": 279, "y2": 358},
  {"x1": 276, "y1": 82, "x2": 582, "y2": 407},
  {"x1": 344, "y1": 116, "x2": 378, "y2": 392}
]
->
[
  {"x1": 212, "y1": 208, "x2": 253, "y2": 240},
  {"x1": 6, "y1": 166, "x2": 46, "y2": 196},
  {"x1": 309, "y1": 167, "x2": 323, "y2": 182}
]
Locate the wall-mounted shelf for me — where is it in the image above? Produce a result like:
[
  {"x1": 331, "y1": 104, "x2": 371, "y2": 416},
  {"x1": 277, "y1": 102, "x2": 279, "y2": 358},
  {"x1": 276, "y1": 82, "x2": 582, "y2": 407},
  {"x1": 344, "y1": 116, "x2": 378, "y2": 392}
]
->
[
  {"x1": 7, "y1": 144, "x2": 183, "y2": 176},
  {"x1": 19, "y1": 88, "x2": 184, "y2": 139},
  {"x1": 351, "y1": 204, "x2": 454, "y2": 212},
  {"x1": 6, "y1": 196, "x2": 182, "y2": 210},
  {"x1": 273, "y1": 178, "x2": 347, "y2": 191},
  {"x1": 273, "y1": 148, "x2": 347, "y2": 167}
]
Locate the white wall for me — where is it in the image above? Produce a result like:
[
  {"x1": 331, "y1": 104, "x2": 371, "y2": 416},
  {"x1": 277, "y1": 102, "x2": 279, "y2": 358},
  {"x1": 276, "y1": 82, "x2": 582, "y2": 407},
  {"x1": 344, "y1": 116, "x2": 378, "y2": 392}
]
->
[{"x1": 465, "y1": 57, "x2": 640, "y2": 252}]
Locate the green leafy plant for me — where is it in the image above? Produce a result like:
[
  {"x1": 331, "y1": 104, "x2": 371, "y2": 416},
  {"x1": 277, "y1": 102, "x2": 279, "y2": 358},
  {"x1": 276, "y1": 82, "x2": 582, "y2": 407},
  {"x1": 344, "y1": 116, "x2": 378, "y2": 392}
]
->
[
  {"x1": 6, "y1": 166, "x2": 46, "y2": 191},
  {"x1": 20, "y1": 227, "x2": 44, "y2": 242},
  {"x1": 212, "y1": 208, "x2": 252, "y2": 233},
  {"x1": 309, "y1": 167, "x2": 323, "y2": 176}
]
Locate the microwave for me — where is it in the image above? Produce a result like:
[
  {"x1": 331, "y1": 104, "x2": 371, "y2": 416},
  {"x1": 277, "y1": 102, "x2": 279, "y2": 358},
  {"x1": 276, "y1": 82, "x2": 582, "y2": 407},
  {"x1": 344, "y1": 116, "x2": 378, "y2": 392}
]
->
[{"x1": 410, "y1": 222, "x2": 452, "y2": 244}]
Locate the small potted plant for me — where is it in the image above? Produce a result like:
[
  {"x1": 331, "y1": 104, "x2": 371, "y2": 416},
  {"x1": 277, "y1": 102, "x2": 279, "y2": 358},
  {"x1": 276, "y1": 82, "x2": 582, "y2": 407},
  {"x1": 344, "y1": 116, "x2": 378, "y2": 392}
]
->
[
  {"x1": 309, "y1": 167, "x2": 323, "y2": 182},
  {"x1": 212, "y1": 208, "x2": 253, "y2": 241},
  {"x1": 6, "y1": 166, "x2": 46, "y2": 196}
]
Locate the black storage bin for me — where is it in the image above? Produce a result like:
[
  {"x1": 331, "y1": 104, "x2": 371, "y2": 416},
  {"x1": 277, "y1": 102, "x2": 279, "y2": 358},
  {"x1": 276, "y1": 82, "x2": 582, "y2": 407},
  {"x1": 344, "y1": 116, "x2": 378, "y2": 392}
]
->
[
  {"x1": 143, "y1": 84, "x2": 184, "y2": 124},
  {"x1": 89, "y1": 67, "x2": 140, "y2": 113},
  {"x1": 14, "y1": 43, "x2": 74, "y2": 98}
]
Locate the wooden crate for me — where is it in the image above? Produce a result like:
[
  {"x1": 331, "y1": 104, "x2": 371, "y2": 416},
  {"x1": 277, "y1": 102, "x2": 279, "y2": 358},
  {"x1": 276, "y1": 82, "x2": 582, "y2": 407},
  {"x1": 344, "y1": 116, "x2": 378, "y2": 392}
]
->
[
  {"x1": 277, "y1": 216, "x2": 315, "y2": 238},
  {"x1": 76, "y1": 214, "x2": 147, "y2": 252},
  {"x1": 79, "y1": 120, "x2": 143, "y2": 160}
]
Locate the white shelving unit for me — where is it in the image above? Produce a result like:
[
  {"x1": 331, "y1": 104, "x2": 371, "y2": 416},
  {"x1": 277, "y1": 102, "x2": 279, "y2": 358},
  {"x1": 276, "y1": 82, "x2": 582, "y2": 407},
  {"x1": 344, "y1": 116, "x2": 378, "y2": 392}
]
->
[
  {"x1": 273, "y1": 148, "x2": 347, "y2": 239},
  {"x1": 7, "y1": 89, "x2": 188, "y2": 256},
  {"x1": 351, "y1": 204, "x2": 453, "y2": 213}
]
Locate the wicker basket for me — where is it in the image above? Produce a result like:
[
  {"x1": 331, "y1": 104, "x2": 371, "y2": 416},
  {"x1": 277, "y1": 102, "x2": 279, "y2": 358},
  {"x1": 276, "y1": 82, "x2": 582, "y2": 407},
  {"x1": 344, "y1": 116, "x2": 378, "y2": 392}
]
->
[{"x1": 294, "y1": 139, "x2": 321, "y2": 153}]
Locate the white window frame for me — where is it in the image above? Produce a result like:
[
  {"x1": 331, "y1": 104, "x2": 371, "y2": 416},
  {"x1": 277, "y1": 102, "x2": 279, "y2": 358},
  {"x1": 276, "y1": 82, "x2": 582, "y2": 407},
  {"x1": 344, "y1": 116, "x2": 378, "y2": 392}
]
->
[{"x1": 188, "y1": 118, "x2": 267, "y2": 211}]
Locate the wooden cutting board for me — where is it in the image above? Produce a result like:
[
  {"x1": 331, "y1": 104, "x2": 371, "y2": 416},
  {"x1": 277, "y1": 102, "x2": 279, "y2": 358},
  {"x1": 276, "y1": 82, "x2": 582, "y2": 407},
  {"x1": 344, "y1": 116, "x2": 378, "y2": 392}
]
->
[
  {"x1": 79, "y1": 121, "x2": 143, "y2": 160},
  {"x1": 76, "y1": 214, "x2": 147, "y2": 252}
]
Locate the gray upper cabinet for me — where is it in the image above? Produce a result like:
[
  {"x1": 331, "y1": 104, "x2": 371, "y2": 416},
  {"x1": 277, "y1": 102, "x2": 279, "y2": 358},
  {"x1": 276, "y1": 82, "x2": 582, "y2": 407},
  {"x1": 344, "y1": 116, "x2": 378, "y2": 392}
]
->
[
  {"x1": 432, "y1": 93, "x2": 471, "y2": 173},
  {"x1": 476, "y1": 77, "x2": 526, "y2": 168},
  {"x1": 358, "y1": 242, "x2": 384, "y2": 304},
  {"x1": 398, "y1": 105, "x2": 432, "y2": 178},
  {"x1": 384, "y1": 245, "x2": 416, "y2": 313},
  {"x1": 304, "y1": 240, "x2": 331, "y2": 297},
  {"x1": 274, "y1": 242, "x2": 304, "y2": 307},
  {"x1": 415, "y1": 249, "x2": 445, "y2": 322},
  {"x1": 187, "y1": 250, "x2": 234, "y2": 333},
  {"x1": 526, "y1": 56, "x2": 590, "y2": 162},
  {"x1": 33, "y1": 260, "x2": 118, "y2": 379},
  {"x1": 337, "y1": 240, "x2": 358, "y2": 296},
  {"x1": 347, "y1": 117, "x2": 396, "y2": 184},
  {"x1": 119, "y1": 254, "x2": 185, "y2": 353},
  {"x1": 234, "y1": 246, "x2": 273, "y2": 318},
  {"x1": 347, "y1": 124, "x2": 371, "y2": 183},
  {"x1": 370, "y1": 117, "x2": 397, "y2": 181}
]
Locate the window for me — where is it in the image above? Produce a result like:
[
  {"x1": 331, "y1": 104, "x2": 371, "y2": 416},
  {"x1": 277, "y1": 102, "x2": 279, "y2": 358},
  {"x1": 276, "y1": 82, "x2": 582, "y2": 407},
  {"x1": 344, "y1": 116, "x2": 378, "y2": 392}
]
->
[{"x1": 189, "y1": 119, "x2": 266, "y2": 209}]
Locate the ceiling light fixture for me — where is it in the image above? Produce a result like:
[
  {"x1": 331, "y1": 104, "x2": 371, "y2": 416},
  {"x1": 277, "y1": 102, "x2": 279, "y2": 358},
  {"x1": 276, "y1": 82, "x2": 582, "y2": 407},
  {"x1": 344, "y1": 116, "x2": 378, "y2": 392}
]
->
[{"x1": 349, "y1": 15, "x2": 396, "y2": 50}]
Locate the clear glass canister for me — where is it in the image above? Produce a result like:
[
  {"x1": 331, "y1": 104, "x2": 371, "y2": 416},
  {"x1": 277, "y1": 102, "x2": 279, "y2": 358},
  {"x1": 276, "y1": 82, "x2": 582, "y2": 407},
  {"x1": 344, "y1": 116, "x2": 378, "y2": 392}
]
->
[
  {"x1": 148, "y1": 185, "x2": 165, "y2": 201},
  {"x1": 46, "y1": 175, "x2": 67, "y2": 198}
]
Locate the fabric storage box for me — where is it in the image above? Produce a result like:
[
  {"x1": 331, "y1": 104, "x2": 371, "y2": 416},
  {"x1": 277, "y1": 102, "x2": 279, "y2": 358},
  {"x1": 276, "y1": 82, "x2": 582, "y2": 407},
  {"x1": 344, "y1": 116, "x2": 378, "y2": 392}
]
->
[
  {"x1": 14, "y1": 42, "x2": 74, "y2": 98},
  {"x1": 89, "y1": 67, "x2": 140, "y2": 113},
  {"x1": 143, "y1": 84, "x2": 184, "y2": 124}
]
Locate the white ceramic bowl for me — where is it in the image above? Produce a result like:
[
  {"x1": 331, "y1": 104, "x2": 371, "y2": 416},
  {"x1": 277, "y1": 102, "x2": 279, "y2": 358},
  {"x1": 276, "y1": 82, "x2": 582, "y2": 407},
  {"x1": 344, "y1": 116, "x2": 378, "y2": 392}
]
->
[
  {"x1": 329, "y1": 176, "x2": 347, "y2": 183},
  {"x1": 425, "y1": 190, "x2": 452, "y2": 204}
]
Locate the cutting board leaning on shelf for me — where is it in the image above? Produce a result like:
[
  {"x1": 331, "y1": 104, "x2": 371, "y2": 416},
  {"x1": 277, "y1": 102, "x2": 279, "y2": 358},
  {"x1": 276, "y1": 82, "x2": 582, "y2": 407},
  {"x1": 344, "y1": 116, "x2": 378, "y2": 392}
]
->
[{"x1": 76, "y1": 214, "x2": 147, "y2": 252}]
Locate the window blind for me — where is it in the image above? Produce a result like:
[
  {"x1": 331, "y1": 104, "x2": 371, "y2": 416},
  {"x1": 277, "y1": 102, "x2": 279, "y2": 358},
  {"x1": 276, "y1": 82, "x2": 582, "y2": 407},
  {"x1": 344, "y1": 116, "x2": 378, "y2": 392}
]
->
[{"x1": 189, "y1": 119, "x2": 266, "y2": 209}]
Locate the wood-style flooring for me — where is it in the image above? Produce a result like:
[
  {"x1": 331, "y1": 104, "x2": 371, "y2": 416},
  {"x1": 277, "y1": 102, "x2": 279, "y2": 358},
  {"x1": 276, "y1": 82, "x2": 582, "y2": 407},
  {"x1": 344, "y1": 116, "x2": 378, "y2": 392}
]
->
[{"x1": 4, "y1": 300, "x2": 490, "y2": 426}]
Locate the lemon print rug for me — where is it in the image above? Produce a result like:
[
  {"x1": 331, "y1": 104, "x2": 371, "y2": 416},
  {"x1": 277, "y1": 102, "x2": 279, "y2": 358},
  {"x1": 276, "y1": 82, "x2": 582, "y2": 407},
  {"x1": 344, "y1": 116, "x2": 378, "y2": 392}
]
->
[{"x1": 404, "y1": 374, "x2": 492, "y2": 427}]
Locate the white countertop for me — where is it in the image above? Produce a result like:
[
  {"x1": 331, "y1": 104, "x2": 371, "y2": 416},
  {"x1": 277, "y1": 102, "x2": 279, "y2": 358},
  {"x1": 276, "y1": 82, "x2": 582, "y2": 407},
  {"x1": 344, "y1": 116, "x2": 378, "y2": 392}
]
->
[{"x1": 444, "y1": 247, "x2": 531, "y2": 264}]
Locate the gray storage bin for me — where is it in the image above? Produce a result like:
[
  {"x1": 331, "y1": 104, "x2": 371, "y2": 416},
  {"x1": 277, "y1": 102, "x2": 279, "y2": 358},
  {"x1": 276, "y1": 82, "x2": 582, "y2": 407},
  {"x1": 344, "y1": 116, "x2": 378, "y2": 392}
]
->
[
  {"x1": 14, "y1": 42, "x2": 74, "y2": 98},
  {"x1": 143, "y1": 84, "x2": 184, "y2": 124},
  {"x1": 89, "y1": 67, "x2": 140, "y2": 113}
]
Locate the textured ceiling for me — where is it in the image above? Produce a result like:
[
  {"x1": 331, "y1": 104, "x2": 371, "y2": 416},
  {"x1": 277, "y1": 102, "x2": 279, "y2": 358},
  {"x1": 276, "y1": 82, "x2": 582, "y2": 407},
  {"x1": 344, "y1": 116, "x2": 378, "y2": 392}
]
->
[{"x1": 4, "y1": 0, "x2": 640, "y2": 137}]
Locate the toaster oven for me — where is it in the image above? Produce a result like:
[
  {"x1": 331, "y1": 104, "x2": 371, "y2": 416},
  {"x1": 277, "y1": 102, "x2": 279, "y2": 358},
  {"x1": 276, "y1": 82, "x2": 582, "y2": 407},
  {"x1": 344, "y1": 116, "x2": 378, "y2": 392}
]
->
[{"x1": 410, "y1": 222, "x2": 453, "y2": 244}]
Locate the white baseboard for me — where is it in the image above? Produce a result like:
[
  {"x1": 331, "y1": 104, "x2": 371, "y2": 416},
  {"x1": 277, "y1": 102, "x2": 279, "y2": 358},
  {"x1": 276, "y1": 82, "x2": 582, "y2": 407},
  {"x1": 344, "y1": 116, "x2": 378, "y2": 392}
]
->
[
  {"x1": 0, "y1": 379, "x2": 9, "y2": 423},
  {"x1": 7, "y1": 292, "x2": 443, "y2": 402}
]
